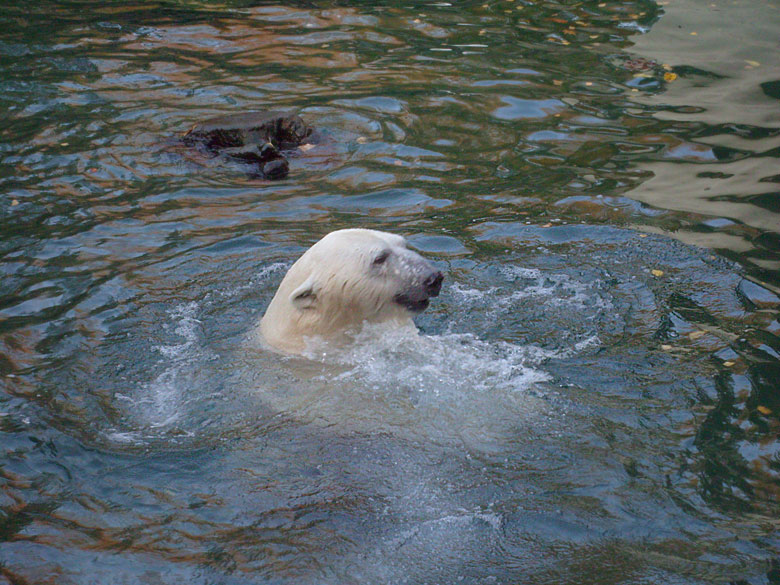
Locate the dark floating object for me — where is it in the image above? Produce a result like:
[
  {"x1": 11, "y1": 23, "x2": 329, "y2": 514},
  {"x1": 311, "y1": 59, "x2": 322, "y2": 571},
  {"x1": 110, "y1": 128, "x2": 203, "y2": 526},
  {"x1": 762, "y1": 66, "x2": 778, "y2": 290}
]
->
[{"x1": 182, "y1": 111, "x2": 314, "y2": 179}]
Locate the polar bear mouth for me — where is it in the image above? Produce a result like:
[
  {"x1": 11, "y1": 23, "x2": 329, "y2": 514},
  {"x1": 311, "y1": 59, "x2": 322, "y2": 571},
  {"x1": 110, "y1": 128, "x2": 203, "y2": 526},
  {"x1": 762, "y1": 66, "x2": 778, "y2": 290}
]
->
[
  {"x1": 393, "y1": 295, "x2": 430, "y2": 313},
  {"x1": 393, "y1": 270, "x2": 443, "y2": 313}
]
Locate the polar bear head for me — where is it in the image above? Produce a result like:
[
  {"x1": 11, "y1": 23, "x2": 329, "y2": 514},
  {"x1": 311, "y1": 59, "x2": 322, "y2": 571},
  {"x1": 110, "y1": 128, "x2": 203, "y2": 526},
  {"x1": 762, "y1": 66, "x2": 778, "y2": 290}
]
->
[{"x1": 257, "y1": 229, "x2": 444, "y2": 354}]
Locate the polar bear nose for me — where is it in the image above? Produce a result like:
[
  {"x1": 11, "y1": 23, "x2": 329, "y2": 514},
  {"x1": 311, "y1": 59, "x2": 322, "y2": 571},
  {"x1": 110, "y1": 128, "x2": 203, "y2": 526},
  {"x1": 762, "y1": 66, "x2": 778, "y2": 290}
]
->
[{"x1": 424, "y1": 271, "x2": 444, "y2": 296}]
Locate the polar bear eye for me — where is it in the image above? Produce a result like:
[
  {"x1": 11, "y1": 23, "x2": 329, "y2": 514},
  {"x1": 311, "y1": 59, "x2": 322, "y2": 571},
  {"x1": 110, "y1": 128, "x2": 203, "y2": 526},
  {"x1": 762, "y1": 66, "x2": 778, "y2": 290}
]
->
[{"x1": 373, "y1": 250, "x2": 391, "y2": 266}]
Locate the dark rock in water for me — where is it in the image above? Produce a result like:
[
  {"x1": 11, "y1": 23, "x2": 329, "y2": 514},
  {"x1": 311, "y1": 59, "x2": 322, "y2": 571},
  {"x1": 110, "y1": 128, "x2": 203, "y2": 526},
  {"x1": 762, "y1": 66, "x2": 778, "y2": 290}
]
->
[
  {"x1": 181, "y1": 111, "x2": 313, "y2": 179},
  {"x1": 183, "y1": 111, "x2": 312, "y2": 150},
  {"x1": 220, "y1": 143, "x2": 290, "y2": 179}
]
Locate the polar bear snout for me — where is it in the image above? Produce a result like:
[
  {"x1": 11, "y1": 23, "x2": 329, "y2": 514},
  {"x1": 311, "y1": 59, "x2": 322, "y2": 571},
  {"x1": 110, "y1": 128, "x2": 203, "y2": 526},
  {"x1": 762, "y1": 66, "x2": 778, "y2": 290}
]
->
[
  {"x1": 393, "y1": 269, "x2": 444, "y2": 313},
  {"x1": 424, "y1": 271, "x2": 444, "y2": 296}
]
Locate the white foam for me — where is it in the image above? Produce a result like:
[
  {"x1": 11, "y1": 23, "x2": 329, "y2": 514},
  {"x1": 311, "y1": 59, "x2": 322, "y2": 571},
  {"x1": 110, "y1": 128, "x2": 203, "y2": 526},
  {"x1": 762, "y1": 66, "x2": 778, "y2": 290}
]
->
[
  {"x1": 450, "y1": 282, "x2": 498, "y2": 300},
  {"x1": 111, "y1": 265, "x2": 290, "y2": 440},
  {"x1": 499, "y1": 264, "x2": 614, "y2": 311},
  {"x1": 138, "y1": 301, "x2": 209, "y2": 429},
  {"x1": 208, "y1": 262, "x2": 289, "y2": 301},
  {"x1": 155, "y1": 302, "x2": 200, "y2": 358},
  {"x1": 449, "y1": 266, "x2": 614, "y2": 351},
  {"x1": 315, "y1": 324, "x2": 553, "y2": 395},
  {"x1": 247, "y1": 322, "x2": 559, "y2": 448},
  {"x1": 387, "y1": 509, "x2": 502, "y2": 548},
  {"x1": 103, "y1": 430, "x2": 146, "y2": 445}
]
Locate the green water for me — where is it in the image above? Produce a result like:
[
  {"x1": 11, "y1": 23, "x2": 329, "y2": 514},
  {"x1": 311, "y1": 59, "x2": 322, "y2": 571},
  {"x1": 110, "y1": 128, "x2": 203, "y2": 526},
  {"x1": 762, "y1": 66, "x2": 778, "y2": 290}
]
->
[{"x1": 1, "y1": 1, "x2": 779, "y2": 584}]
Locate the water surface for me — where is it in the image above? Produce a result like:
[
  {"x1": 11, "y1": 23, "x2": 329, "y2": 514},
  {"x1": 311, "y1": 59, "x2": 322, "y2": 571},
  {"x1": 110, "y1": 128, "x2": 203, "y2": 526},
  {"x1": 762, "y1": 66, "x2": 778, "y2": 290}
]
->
[{"x1": 1, "y1": 1, "x2": 779, "y2": 583}]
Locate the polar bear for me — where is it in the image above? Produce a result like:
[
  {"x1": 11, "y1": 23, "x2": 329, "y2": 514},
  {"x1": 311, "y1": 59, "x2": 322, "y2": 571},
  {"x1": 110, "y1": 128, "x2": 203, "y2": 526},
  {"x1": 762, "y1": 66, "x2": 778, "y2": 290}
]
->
[{"x1": 256, "y1": 229, "x2": 444, "y2": 354}]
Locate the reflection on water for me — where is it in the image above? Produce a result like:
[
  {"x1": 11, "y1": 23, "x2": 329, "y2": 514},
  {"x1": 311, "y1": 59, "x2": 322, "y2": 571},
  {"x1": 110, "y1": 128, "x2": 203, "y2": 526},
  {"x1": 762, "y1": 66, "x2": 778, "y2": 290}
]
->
[
  {"x1": 1, "y1": 0, "x2": 779, "y2": 583},
  {"x1": 628, "y1": 0, "x2": 780, "y2": 273}
]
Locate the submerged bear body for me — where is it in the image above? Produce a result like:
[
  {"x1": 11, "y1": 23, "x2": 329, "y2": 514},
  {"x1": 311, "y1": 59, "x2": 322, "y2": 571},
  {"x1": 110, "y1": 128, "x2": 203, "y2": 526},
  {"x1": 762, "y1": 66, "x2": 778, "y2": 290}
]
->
[
  {"x1": 256, "y1": 229, "x2": 444, "y2": 355},
  {"x1": 182, "y1": 111, "x2": 314, "y2": 179}
]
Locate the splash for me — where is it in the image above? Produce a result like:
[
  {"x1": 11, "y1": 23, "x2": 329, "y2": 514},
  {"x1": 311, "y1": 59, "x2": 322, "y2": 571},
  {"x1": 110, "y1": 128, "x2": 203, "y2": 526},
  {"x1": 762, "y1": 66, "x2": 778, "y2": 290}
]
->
[
  {"x1": 124, "y1": 301, "x2": 207, "y2": 431},
  {"x1": 244, "y1": 320, "x2": 559, "y2": 450}
]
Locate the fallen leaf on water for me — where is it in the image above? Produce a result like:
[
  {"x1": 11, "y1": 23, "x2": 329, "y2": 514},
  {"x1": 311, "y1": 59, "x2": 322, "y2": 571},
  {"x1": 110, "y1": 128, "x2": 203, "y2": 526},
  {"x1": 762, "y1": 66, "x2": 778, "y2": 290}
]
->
[
  {"x1": 661, "y1": 344, "x2": 673, "y2": 351},
  {"x1": 723, "y1": 361, "x2": 735, "y2": 367},
  {"x1": 663, "y1": 72, "x2": 678, "y2": 82},
  {"x1": 541, "y1": 223, "x2": 553, "y2": 228},
  {"x1": 651, "y1": 269, "x2": 664, "y2": 277},
  {"x1": 688, "y1": 331, "x2": 706, "y2": 340},
  {"x1": 356, "y1": 136, "x2": 368, "y2": 144},
  {"x1": 299, "y1": 143, "x2": 315, "y2": 152},
  {"x1": 639, "y1": 234, "x2": 648, "y2": 238},
  {"x1": 690, "y1": 31, "x2": 698, "y2": 35},
  {"x1": 11, "y1": 199, "x2": 19, "y2": 206},
  {"x1": 757, "y1": 405, "x2": 772, "y2": 415},
  {"x1": 745, "y1": 60, "x2": 760, "y2": 67}
]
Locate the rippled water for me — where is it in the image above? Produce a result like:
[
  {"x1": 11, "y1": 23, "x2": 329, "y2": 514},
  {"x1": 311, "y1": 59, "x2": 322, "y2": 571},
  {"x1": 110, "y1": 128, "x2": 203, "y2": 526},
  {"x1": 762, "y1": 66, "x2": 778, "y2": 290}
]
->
[{"x1": 1, "y1": 1, "x2": 779, "y2": 583}]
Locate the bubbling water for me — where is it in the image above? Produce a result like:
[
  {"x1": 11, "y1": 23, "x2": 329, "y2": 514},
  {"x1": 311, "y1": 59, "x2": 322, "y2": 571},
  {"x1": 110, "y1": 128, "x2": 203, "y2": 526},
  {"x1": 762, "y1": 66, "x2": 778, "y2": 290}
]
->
[
  {"x1": 114, "y1": 257, "x2": 618, "y2": 450},
  {"x1": 109, "y1": 301, "x2": 215, "y2": 443},
  {"x1": 241, "y1": 319, "x2": 558, "y2": 451}
]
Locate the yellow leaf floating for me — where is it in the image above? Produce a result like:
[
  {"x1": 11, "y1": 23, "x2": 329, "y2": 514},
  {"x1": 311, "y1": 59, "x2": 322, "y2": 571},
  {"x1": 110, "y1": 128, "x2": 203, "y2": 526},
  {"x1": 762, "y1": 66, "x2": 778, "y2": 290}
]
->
[
  {"x1": 663, "y1": 72, "x2": 678, "y2": 82},
  {"x1": 651, "y1": 269, "x2": 664, "y2": 277},
  {"x1": 723, "y1": 361, "x2": 736, "y2": 367},
  {"x1": 757, "y1": 405, "x2": 772, "y2": 415},
  {"x1": 745, "y1": 60, "x2": 760, "y2": 67}
]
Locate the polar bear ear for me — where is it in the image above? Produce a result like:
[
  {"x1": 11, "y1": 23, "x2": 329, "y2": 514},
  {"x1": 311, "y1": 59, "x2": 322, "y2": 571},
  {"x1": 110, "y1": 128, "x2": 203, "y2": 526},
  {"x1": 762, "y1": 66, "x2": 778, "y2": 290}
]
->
[{"x1": 290, "y1": 277, "x2": 319, "y2": 310}]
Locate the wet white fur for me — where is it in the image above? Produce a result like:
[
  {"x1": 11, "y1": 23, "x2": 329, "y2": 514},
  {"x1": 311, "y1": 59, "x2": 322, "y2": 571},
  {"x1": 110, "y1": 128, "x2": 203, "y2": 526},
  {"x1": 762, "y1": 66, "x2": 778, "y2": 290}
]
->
[{"x1": 256, "y1": 229, "x2": 435, "y2": 354}]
